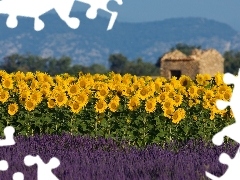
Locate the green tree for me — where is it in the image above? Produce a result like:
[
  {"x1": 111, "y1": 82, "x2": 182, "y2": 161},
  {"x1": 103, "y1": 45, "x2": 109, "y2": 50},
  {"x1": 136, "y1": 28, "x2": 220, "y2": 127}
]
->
[
  {"x1": 108, "y1": 53, "x2": 128, "y2": 74},
  {"x1": 170, "y1": 43, "x2": 201, "y2": 56},
  {"x1": 223, "y1": 50, "x2": 240, "y2": 75}
]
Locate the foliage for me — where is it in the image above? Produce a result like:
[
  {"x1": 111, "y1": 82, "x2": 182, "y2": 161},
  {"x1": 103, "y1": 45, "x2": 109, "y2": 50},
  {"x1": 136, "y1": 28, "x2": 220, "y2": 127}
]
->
[
  {"x1": 108, "y1": 54, "x2": 160, "y2": 76},
  {"x1": 0, "y1": 70, "x2": 235, "y2": 148},
  {"x1": 223, "y1": 50, "x2": 240, "y2": 75}
]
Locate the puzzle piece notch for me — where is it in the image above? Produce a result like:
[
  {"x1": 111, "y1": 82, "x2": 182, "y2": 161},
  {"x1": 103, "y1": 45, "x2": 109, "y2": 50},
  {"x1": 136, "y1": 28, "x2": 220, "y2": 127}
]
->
[
  {"x1": 0, "y1": 0, "x2": 80, "y2": 31},
  {"x1": 0, "y1": 126, "x2": 16, "y2": 147},
  {"x1": 24, "y1": 155, "x2": 60, "y2": 180},
  {"x1": 76, "y1": 0, "x2": 123, "y2": 30},
  {"x1": 206, "y1": 147, "x2": 240, "y2": 180}
]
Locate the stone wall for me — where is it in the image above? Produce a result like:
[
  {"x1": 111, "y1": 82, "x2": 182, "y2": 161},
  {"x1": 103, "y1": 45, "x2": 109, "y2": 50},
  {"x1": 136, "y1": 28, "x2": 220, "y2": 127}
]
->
[
  {"x1": 160, "y1": 49, "x2": 224, "y2": 80},
  {"x1": 160, "y1": 59, "x2": 199, "y2": 80}
]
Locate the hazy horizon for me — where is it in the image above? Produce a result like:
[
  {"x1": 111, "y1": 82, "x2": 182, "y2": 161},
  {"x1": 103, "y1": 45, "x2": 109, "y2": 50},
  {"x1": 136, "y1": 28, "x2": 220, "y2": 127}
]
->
[{"x1": 67, "y1": 0, "x2": 240, "y2": 32}]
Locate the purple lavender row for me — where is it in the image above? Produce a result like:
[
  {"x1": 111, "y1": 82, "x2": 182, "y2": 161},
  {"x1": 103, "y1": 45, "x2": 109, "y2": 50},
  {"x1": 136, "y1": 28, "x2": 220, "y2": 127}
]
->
[{"x1": 0, "y1": 134, "x2": 238, "y2": 180}]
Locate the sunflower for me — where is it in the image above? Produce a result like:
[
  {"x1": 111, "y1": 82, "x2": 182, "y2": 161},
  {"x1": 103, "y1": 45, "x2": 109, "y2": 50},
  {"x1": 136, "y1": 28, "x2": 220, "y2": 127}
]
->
[
  {"x1": 154, "y1": 80, "x2": 163, "y2": 93},
  {"x1": 14, "y1": 71, "x2": 25, "y2": 81},
  {"x1": 55, "y1": 92, "x2": 68, "y2": 107},
  {"x1": 112, "y1": 73, "x2": 122, "y2": 83},
  {"x1": 30, "y1": 91, "x2": 42, "y2": 105},
  {"x1": 157, "y1": 92, "x2": 168, "y2": 103},
  {"x1": 70, "y1": 100, "x2": 83, "y2": 114},
  {"x1": 163, "y1": 107, "x2": 175, "y2": 119},
  {"x1": 95, "y1": 99, "x2": 108, "y2": 113},
  {"x1": 19, "y1": 90, "x2": 31, "y2": 103},
  {"x1": 217, "y1": 85, "x2": 229, "y2": 95},
  {"x1": 73, "y1": 92, "x2": 89, "y2": 107},
  {"x1": 203, "y1": 90, "x2": 214, "y2": 100},
  {"x1": 8, "y1": 103, "x2": 18, "y2": 116},
  {"x1": 25, "y1": 99, "x2": 36, "y2": 111},
  {"x1": 223, "y1": 90, "x2": 232, "y2": 101},
  {"x1": 122, "y1": 86, "x2": 134, "y2": 97},
  {"x1": 179, "y1": 75, "x2": 192, "y2": 87},
  {"x1": 108, "y1": 99, "x2": 119, "y2": 112},
  {"x1": 127, "y1": 96, "x2": 140, "y2": 111},
  {"x1": 145, "y1": 98, "x2": 157, "y2": 113},
  {"x1": 78, "y1": 78, "x2": 88, "y2": 89},
  {"x1": 188, "y1": 85, "x2": 199, "y2": 98},
  {"x1": 161, "y1": 98, "x2": 174, "y2": 110},
  {"x1": 96, "y1": 86, "x2": 109, "y2": 99},
  {"x1": 196, "y1": 86, "x2": 204, "y2": 96},
  {"x1": 214, "y1": 72, "x2": 224, "y2": 86},
  {"x1": 25, "y1": 72, "x2": 35, "y2": 81},
  {"x1": 172, "y1": 108, "x2": 186, "y2": 124},
  {"x1": 40, "y1": 82, "x2": 51, "y2": 90},
  {"x1": 196, "y1": 74, "x2": 205, "y2": 85},
  {"x1": 2, "y1": 77, "x2": 14, "y2": 89},
  {"x1": 173, "y1": 94, "x2": 183, "y2": 107},
  {"x1": 164, "y1": 83, "x2": 174, "y2": 92},
  {"x1": 0, "y1": 90, "x2": 9, "y2": 103},
  {"x1": 170, "y1": 76, "x2": 181, "y2": 89},
  {"x1": 67, "y1": 84, "x2": 79, "y2": 97},
  {"x1": 47, "y1": 99, "x2": 55, "y2": 108},
  {"x1": 137, "y1": 86, "x2": 150, "y2": 100},
  {"x1": 30, "y1": 79, "x2": 39, "y2": 90}
]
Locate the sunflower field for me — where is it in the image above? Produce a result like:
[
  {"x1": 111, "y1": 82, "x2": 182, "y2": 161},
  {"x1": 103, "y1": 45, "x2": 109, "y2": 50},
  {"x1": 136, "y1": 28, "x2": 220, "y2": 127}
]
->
[{"x1": 0, "y1": 70, "x2": 236, "y2": 148}]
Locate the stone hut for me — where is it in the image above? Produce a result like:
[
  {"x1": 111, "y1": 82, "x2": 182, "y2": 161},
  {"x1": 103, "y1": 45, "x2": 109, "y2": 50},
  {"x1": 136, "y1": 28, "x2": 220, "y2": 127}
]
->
[{"x1": 160, "y1": 48, "x2": 224, "y2": 80}]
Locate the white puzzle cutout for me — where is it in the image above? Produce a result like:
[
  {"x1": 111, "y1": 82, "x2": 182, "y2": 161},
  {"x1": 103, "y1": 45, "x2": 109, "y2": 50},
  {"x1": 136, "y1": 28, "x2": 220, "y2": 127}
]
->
[
  {"x1": 76, "y1": 0, "x2": 123, "y2": 30},
  {"x1": 205, "y1": 69, "x2": 240, "y2": 179},
  {"x1": 0, "y1": 0, "x2": 123, "y2": 31}
]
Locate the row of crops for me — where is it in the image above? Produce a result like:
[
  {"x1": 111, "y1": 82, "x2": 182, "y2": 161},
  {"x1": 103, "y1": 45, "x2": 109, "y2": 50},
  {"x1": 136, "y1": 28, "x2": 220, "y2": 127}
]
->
[
  {"x1": 0, "y1": 70, "x2": 237, "y2": 179},
  {"x1": 0, "y1": 134, "x2": 238, "y2": 179},
  {"x1": 0, "y1": 70, "x2": 236, "y2": 147}
]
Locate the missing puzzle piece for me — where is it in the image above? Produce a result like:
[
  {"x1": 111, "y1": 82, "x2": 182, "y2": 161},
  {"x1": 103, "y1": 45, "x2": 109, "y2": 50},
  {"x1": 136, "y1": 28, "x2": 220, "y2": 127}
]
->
[
  {"x1": 24, "y1": 155, "x2": 60, "y2": 180},
  {"x1": 0, "y1": 160, "x2": 8, "y2": 171},
  {"x1": 0, "y1": 0, "x2": 80, "y2": 31},
  {"x1": 0, "y1": 126, "x2": 15, "y2": 146},
  {"x1": 76, "y1": 0, "x2": 123, "y2": 30}
]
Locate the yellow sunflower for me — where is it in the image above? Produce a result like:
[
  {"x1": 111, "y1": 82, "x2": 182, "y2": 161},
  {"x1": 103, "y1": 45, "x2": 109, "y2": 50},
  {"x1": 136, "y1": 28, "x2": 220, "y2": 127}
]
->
[
  {"x1": 25, "y1": 99, "x2": 36, "y2": 111},
  {"x1": 145, "y1": 98, "x2": 157, "y2": 113},
  {"x1": 95, "y1": 99, "x2": 108, "y2": 113},
  {"x1": 47, "y1": 99, "x2": 55, "y2": 108},
  {"x1": 127, "y1": 96, "x2": 140, "y2": 111},
  {"x1": 0, "y1": 90, "x2": 9, "y2": 103},
  {"x1": 179, "y1": 75, "x2": 192, "y2": 87},
  {"x1": 55, "y1": 92, "x2": 68, "y2": 107},
  {"x1": 2, "y1": 77, "x2": 14, "y2": 89},
  {"x1": 172, "y1": 108, "x2": 186, "y2": 124},
  {"x1": 67, "y1": 84, "x2": 79, "y2": 97},
  {"x1": 70, "y1": 100, "x2": 83, "y2": 114},
  {"x1": 108, "y1": 99, "x2": 119, "y2": 112},
  {"x1": 8, "y1": 103, "x2": 18, "y2": 116}
]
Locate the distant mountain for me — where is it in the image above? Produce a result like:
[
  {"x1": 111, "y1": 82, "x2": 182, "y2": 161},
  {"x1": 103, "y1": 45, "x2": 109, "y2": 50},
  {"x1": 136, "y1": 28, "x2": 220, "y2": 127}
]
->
[{"x1": 0, "y1": 12, "x2": 239, "y2": 68}]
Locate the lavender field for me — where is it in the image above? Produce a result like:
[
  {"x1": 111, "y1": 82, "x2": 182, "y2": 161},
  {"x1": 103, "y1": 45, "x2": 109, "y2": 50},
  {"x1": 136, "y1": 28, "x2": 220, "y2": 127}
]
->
[{"x1": 0, "y1": 134, "x2": 238, "y2": 180}]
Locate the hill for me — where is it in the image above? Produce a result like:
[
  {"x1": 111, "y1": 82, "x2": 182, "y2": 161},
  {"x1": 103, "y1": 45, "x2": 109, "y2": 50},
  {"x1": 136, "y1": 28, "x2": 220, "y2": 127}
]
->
[{"x1": 0, "y1": 12, "x2": 239, "y2": 68}]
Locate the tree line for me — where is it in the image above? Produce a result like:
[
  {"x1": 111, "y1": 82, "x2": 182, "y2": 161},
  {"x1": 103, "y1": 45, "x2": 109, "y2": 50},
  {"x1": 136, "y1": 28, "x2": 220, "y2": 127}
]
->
[{"x1": 0, "y1": 43, "x2": 239, "y2": 76}]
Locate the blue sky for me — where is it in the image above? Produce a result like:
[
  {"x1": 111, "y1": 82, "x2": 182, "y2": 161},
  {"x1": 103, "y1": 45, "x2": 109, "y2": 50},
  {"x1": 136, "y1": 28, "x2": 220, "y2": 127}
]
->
[{"x1": 71, "y1": 0, "x2": 240, "y2": 32}]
